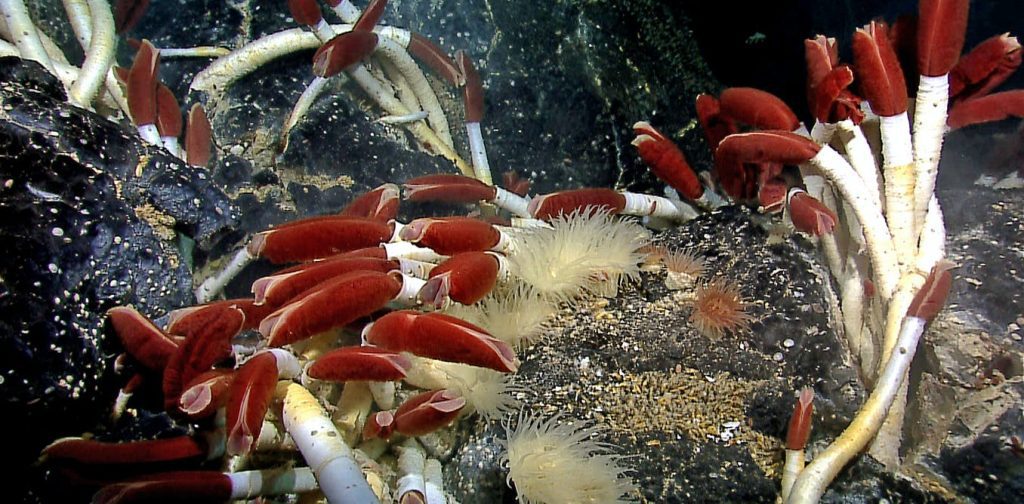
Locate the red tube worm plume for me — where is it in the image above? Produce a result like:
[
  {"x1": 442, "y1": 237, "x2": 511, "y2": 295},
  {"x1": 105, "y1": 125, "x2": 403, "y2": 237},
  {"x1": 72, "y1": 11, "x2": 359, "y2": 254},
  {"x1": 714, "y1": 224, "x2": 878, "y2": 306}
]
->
[
  {"x1": 399, "y1": 217, "x2": 501, "y2": 255},
  {"x1": 106, "y1": 306, "x2": 178, "y2": 371},
  {"x1": 248, "y1": 215, "x2": 393, "y2": 263},
  {"x1": 162, "y1": 306, "x2": 245, "y2": 410},
  {"x1": 457, "y1": 50, "x2": 485, "y2": 123},
  {"x1": 631, "y1": 121, "x2": 704, "y2": 201},
  {"x1": 718, "y1": 87, "x2": 800, "y2": 131},
  {"x1": 42, "y1": 435, "x2": 206, "y2": 465},
  {"x1": 917, "y1": 0, "x2": 970, "y2": 77},
  {"x1": 757, "y1": 176, "x2": 788, "y2": 214},
  {"x1": 226, "y1": 352, "x2": 279, "y2": 456},
  {"x1": 312, "y1": 31, "x2": 379, "y2": 78},
  {"x1": 353, "y1": 0, "x2": 388, "y2": 32},
  {"x1": 251, "y1": 256, "x2": 398, "y2": 307},
  {"x1": 393, "y1": 389, "x2": 467, "y2": 436},
  {"x1": 363, "y1": 411, "x2": 396, "y2": 440},
  {"x1": 154, "y1": 84, "x2": 181, "y2": 140},
  {"x1": 420, "y1": 251, "x2": 501, "y2": 307},
  {"x1": 805, "y1": 36, "x2": 863, "y2": 124},
  {"x1": 126, "y1": 39, "x2": 159, "y2": 127},
  {"x1": 184, "y1": 104, "x2": 212, "y2": 167},
  {"x1": 695, "y1": 93, "x2": 737, "y2": 151},
  {"x1": 178, "y1": 369, "x2": 234, "y2": 418},
  {"x1": 528, "y1": 188, "x2": 626, "y2": 220},
  {"x1": 950, "y1": 34, "x2": 1023, "y2": 102},
  {"x1": 364, "y1": 310, "x2": 520, "y2": 372},
  {"x1": 502, "y1": 170, "x2": 531, "y2": 196},
  {"x1": 408, "y1": 33, "x2": 463, "y2": 86},
  {"x1": 307, "y1": 346, "x2": 412, "y2": 382},
  {"x1": 167, "y1": 298, "x2": 276, "y2": 334},
  {"x1": 260, "y1": 270, "x2": 402, "y2": 347},
  {"x1": 907, "y1": 259, "x2": 955, "y2": 322},
  {"x1": 947, "y1": 90, "x2": 1024, "y2": 129},
  {"x1": 715, "y1": 131, "x2": 821, "y2": 167},
  {"x1": 786, "y1": 387, "x2": 815, "y2": 451},
  {"x1": 93, "y1": 471, "x2": 233, "y2": 504},
  {"x1": 287, "y1": 0, "x2": 323, "y2": 27},
  {"x1": 113, "y1": 0, "x2": 149, "y2": 34},
  {"x1": 786, "y1": 187, "x2": 838, "y2": 236},
  {"x1": 689, "y1": 278, "x2": 752, "y2": 339},
  {"x1": 403, "y1": 174, "x2": 497, "y2": 203},
  {"x1": 340, "y1": 183, "x2": 401, "y2": 221},
  {"x1": 852, "y1": 21, "x2": 908, "y2": 117}
]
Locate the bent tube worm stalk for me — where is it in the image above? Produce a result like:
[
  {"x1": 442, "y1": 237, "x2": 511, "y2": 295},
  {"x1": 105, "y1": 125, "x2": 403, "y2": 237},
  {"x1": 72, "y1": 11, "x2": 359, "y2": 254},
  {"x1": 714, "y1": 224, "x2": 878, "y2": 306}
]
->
[
  {"x1": 788, "y1": 261, "x2": 953, "y2": 504},
  {"x1": 0, "y1": 0, "x2": 58, "y2": 75},
  {"x1": 66, "y1": 0, "x2": 116, "y2": 108}
]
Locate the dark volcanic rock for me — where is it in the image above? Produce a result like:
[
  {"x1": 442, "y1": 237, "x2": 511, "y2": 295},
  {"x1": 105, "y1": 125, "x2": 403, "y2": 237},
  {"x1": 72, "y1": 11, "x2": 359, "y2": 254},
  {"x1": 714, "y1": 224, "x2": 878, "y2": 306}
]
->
[{"x1": 0, "y1": 58, "x2": 234, "y2": 502}]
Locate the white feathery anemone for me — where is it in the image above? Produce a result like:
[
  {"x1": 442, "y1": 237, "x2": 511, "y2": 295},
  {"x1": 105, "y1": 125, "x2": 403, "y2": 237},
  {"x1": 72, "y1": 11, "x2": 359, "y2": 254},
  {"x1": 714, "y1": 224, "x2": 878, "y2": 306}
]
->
[
  {"x1": 499, "y1": 411, "x2": 637, "y2": 504},
  {"x1": 440, "y1": 362, "x2": 524, "y2": 421},
  {"x1": 444, "y1": 286, "x2": 556, "y2": 349},
  {"x1": 508, "y1": 209, "x2": 649, "y2": 302}
]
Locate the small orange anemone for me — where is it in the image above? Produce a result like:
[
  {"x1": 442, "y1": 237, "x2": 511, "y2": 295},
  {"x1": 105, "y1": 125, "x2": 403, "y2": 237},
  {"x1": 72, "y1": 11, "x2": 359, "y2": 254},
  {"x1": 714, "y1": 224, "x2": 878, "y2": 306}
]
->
[{"x1": 689, "y1": 278, "x2": 752, "y2": 339}]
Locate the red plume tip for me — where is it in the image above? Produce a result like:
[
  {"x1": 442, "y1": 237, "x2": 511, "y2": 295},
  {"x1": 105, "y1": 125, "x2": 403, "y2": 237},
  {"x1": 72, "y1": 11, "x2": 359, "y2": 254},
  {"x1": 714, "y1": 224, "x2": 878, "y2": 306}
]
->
[
  {"x1": 785, "y1": 387, "x2": 815, "y2": 450},
  {"x1": 852, "y1": 21, "x2": 908, "y2": 117},
  {"x1": 288, "y1": 0, "x2": 323, "y2": 27},
  {"x1": 457, "y1": 50, "x2": 485, "y2": 123},
  {"x1": 313, "y1": 31, "x2": 379, "y2": 78},
  {"x1": 907, "y1": 260, "x2": 955, "y2": 321},
  {"x1": 917, "y1": 0, "x2": 970, "y2": 77}
]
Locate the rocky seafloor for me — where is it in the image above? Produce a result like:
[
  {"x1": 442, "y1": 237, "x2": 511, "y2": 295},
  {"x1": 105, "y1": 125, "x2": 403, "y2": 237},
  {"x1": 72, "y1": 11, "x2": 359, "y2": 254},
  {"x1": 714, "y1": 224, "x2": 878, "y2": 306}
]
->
[{"x1": 2, "y1": 0, "x2": 1023, "y2": 502}]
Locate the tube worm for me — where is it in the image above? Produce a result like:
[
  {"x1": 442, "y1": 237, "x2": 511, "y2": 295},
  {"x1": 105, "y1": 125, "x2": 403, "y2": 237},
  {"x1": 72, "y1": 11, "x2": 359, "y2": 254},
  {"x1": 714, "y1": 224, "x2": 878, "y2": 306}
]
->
[
  {"x1": 307, "y1": 346, "x2": 412, "y2": 382},
  {"x1": 912, "y1": 0, "x2": 969, "y2": 250},
  {"x1": 260, "y1": 270, "x2": 402, "y2": 347},
  {"x1": 403, "y1": 174, "x2": 531, "y2": 218},
  {"x1": 363, "y1": 310, "x2": 519, "y2": 372},
  {"x1": 418, "y1": 251, "x2": 508, "y2": 308},
  {"x1": 66, "y1": 0, "x2": 116, "y2": 109},
  {"x1": 0, "y1": 0, "x2": 58, "y2": 75},
  {"x1": 155, "y1": 84, "x2": 182, "y2": 157},
  {"x1": 248, "y1": 215, "x2": 393, "y2": 263},
  {"x1": 178, "y1": 369, "x2": 234, "y2": 418},
  {"x1": 353, "y1": 0, "x2": 387, "y2": 33},
  {"x1": 716, "y1": 131, "x2": 899, "y2": 299},
  {"x1": 288, "y1": 0, "x2": 334, "y2": 41},
  {"x1": 424, "y1": 459, "x2": 447, "y2": 504},
  {"x1": 805, "y1": 36, "x2": 863, "y2": 125},
  {"x1": 106, "y1": 306, "x2": 178, "y2": 371},
  {"x1": 695, "y1": 93, "x2": 737, "y2": 151},
  {"x1": 126, "y1": 39, "x2": 162, "y2": 145},
  {"x1": 788, "y1": 261, "x2": 953, "y2": 504},
  {"x1": 786, "y1": 187, "x2": 838, "y2": 236},
  {"x1": 457, "y1": 50, "x2": 494, "y2": 185},
  {"x1": 325, "y1": 0, "x2": 361, "y2": 23},
  {"x1": 184, "y1": 104, "x2": 212, "y2": 167},
  {"x1": 162, "y1": 305, "x2": 245, "y2": 409},
  {"x1": 853, "y1": 21, "x2": 915, "y2": 271},
  {"x1": 166, "y1": 298, "x2": 275, "y2": 335},
  {"x1": 399, "y1": 217, "x2": 509, "y2": 255},
  {"x1": 283, "y1": 383, "x2": 380, "y2": 503},
  {"x1": 408, "y1": 32, "x2": 462, "y2": 86},
  {"x1": 226, "y1": 351, "x2": 296, "y2": 456},
  {"x1": 396, "y1": 439, "x2": 428, "y2": 503},
  {"x1": 632, "y1": 121, "x2": 716, "y2": 207},
  {"x1": 781, "y1": 388, "x2": 814, "y2": 503},
  {"x1": 950, "y1": 33, "x2": 1022, "y2": 102},
  {"x1": 947, "y1": 90, "x2": 1024, "y2": 129},
  {"x1": 393, "y1": 389, "x2": 466, "y2": 437},
  {"x1": 718, "y1": 87, "x2": 801, "y2": 131},
  {"x1": 252, "y1": 256, "x2": 399, "y2": 307},
  {"x1": 528, "y1": 188, "x2": 626, "y2": 220},
  {"x1": 363, "y1": 410, "x2": 396, "y2": 440},
  {"x1": 341, "y1": 183, "x2": 401, "y2": 221},
  {"x1": 42, "y1": 435, "x2": 208, "y2": 465}
]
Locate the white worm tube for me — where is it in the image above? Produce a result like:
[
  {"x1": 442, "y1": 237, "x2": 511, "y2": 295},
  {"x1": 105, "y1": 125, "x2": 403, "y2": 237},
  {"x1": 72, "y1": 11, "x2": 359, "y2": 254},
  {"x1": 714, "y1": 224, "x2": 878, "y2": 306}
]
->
[
  {"x1": 808, "y1": 146, "x2": 899, "y2": 300},
  {"x1": 194, "y1": 247, "x2": 256, "y2": 303},
  {"x1": 67, "y1": 0, "x2": 115, "y2": 108},
  {"x1": 228, "y1": 467, "x2": 319, "y2": 498},
  {"x1": 911, "y1": 74, "x2": 950, "y2": 244},
  {"x1": 396, "y1": 439, "x2": 427, "y2": 503},
  {"x1": 1, "y1": 0, "x2": 56, "y2": 73},
  {"x1": 466, "y1": 121, "x2": 493, "y2": 185},
  {"x1": 878, "y1": 112, "x2": 916, "y2": 272},
  {"x1": 282, "y1": 383, "x2": 380, "y2": 504},
  {"x1": 493, "y1": 187, "x2": 532, "y2": 218},
  {"x1": 424, "y1": 459, "x2": 447, "y2": 504}
]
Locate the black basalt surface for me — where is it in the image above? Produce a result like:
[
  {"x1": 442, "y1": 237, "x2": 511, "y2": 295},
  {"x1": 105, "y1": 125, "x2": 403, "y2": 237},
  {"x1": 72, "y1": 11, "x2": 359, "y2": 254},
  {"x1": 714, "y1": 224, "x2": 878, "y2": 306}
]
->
[{"x1": 0, "y1": 58, "x2": 234, "y2": 502}]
